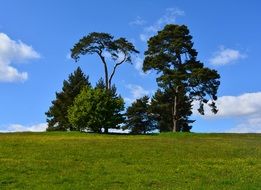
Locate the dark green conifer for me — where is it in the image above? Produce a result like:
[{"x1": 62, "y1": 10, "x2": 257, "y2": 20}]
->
[
  {"x1": 143, "y1": 24, "x2": 220, "y2": 132},
  {"x1": 124, "y1": 96, "x2": 157, "y2": 134},
  {"x1": 46, "y1": 67, "x2": 91, "y2": 131}
]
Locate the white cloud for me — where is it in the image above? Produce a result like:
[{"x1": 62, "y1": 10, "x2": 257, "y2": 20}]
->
[
  {"x1": 0, "y1": 123, "x2": 47, "y2": 132},
  {"x1": 145, "y1": 8, "x2": 184, "y2": 33},
  {"x1": 201, "y1": 92, "x2": 261, "y2": 118},
  {"x1": 0, "y1": 66, "x2": 28, "y2": 82},
  {"x1": 124, "y1": 97, "x2": 135, "y2": 105},
  {"x1": 195, "y1": 92, "x2": 261, "y2": 133},
  {"x1": 209, "y1": 46, "x2": 246, "y2": 66},
  {"x1": 124, "y1": 84, "x2": 151, "y2": 104},
  {"x1": 0, "y1": 33, "x2": 40, "y2": 82},
  {"x1": 101, "y1": 50, "x2": 126, "y2": 64},
  {"x1": 66, "y1": 52, "x2": 73, "y2": 60},
  {"x1": 109, "y1": 128, "x2": 130, "y2": 133},
  {"x1": 139, "y1": 34, "x2": 149, "y2": 42},
  {"x1": 227, "y1": 118, "x2": 261, "y2": 133},
  {"x1": 140, "y1": 8, "x2": 184, "y2": 42},
  {"x1": 129, "y1": 16, "x2": 146, "y2": 26},
  {"x1": 133, "y1": 55, "x2": 148, "y2": 75},
  {"x1": 127, "y1": 84, "x2": 150, "y2": 99}
]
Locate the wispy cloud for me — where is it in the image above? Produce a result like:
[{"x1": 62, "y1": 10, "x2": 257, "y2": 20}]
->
[
  {"x1": 227, "y1": 118, "x2": 261, "y2": 133},
  {"x1": 129, "y1": 16, "x2": 146, "y2": 26},
  {"x1": 66, "y1": 52, "x2": 73, "y2": 60},
  {"x1": 124, "y1": 84, "x2": 151, "y2": 104},
  {"x1": 0, "y1": 123, "x2": 47, "y2": 132},
  {"x1": 126, "y1": 84, "x2": 150, "y2": 99},
  {"x1": 139, "y1": 34, "x2": 149, "y2": 42},
  {"x1": 195, "y1": 92, "x2": 261, "y2": 133},
  {"x1": 129, "y1": 8, "x2": 184, "y2": 75},
  {"x1": 139, "y1": 8, "x2": 184, "y2": 42},
  {"x1": 0, "y1": 33, "x2": 40, "y2": 82},
  {"x1": 144, "y1": 8, "x2": 184, "y2": 33},
  {"x1": 132, "y1": 55, "x2": 148, "y2": 75},
  {"x1": 209, "y1": 46, "x2": 246, "y2": 66}
]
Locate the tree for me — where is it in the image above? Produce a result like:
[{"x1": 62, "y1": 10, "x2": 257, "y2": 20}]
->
[
  {"x1": 71, "y1": 32, "x2": 139, "y2": 90},
  {"x1": 143, "y1": 24, "x2": 220, "y2": 132},
  {"x1": 150, "y1": 89, "x2": 193, "y2": 132},
  {"x1": 45, "y1": 67, "x2": 91, "y2": 131},
  {"x1": 95, "y1": 79, "x2": 125, "y2": 133},
  {"x1": 124, "y1": 96, "x2": 157, "y2": 134},
  {"x1": 68, "y1": 85, "x2": 124, "y2": 133},
  {"x1": 150, "y1": 90, "x2": 172, "y2": 132}
]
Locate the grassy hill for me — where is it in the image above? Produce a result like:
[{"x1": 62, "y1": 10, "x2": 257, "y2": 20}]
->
[{"x1": 0, "y1": 132, "x2": 260, "y2": 189}]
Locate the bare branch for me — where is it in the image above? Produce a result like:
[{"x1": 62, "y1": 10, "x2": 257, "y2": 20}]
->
[{"x1": 109, "y1": 53, "x2": 127, "y2": 88}]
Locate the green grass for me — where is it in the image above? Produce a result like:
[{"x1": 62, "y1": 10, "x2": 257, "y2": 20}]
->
[{"x1": 0, "y1": 132, "x2": 260, "y2": 189}]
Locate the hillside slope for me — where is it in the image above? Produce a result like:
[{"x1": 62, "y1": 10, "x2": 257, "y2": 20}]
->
[{"x1": 0, "y1": 132, "x2": 260, "y2": 189}]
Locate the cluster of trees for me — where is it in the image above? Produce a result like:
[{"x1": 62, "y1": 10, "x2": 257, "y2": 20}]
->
[
  {"x1": 46, "y1": 24, "x2": 220, "y2": 134},
  {"x1": 46, "y1": 68, "x2": 125, "y2": 133}
]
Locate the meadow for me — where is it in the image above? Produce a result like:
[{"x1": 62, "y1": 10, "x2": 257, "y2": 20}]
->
[{"x1": 0, "y1": 132, "x2": 260, "y2": 189}]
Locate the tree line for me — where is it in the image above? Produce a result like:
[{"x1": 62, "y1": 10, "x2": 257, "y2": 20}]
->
[{"x1": 46, "y1": 24, "x2": 220, "y2": 134}]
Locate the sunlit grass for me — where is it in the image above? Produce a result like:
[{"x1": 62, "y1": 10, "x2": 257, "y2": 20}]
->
[{"x1": 0, "y1": 132, "x2": 260, "y2": 189}]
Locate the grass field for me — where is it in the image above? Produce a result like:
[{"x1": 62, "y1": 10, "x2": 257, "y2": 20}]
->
[{"x1": 0, "y1": 132, "x2": 260, "y2": 189}]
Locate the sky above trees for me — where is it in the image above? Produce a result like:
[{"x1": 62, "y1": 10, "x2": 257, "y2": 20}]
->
[{"x1": 0, "y1": 0, "x2": 260, "y2": 133}]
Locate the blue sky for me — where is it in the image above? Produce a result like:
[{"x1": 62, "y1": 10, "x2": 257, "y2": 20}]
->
[{"x1": 0, "y1": 0, "x2": 260, "y2": 133}]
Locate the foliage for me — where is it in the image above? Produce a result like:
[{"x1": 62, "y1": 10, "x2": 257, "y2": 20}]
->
[
  {"x1": 68, "y1": 86, "x2": 124, "y2": 133},
  {"x1": 45, "y1": 67, "x2": 91, "y2": 131},
  {"x1": 124, "y1": 96, "x2": 157, "y2": 134},
  {"x1": 95, "y1": 77, "x2": 106, "y2": 89},
  {"x1": 0, "y1": 132, "x2": 260, "y2": 189},
  {"x1": 143, "y1": 24, "x2": 220, "y2": 131},
  {"x1": 150, "y1": 89, "x2": 193, "y2": 132},
  {"x1": 71, "y1": 32, "x2": 139, "y2": 90}
]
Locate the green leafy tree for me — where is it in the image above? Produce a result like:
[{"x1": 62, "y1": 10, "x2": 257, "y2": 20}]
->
[
  {"x1": 45, "y1": 67, "x2": 91, "y2": 131},
  {"x1": 94, "y1": 78, "x2": 124, "y2": 133},
  {"x1": 71, "y1": 32, "x2": 139, "y2": 90},
  {"x1": 68, "y1": 86, "x2": 124, "y2": 133},
  {"x1": 124, "y1": 96, "x2": 157, "y2": 134},
  {"x1": 143, "y1": 24, "x2": 220, "y2": 132}
]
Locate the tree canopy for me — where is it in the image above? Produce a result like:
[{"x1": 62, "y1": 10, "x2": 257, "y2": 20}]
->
[
  {"x1": 71, "y1": 32, "x2": 139, "y2": 90},
  {"x1": 143, "y1": 24, "x2": 220, "y2": 132},
  {"x1": 68, "y1": 84, "x2": 124, "y2": 133}
]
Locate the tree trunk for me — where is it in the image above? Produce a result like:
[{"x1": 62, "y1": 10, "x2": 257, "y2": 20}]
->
[
  {"x1": 109, "y1": 55, "x2": 126, "y2": 89},
  {"x1": 104, "y1": 127, "x2": 108, "y2": 134},
  {"x1": 99, "y1": 54, "x2": 109, "y2": 90},
  {"x1": 109, "y1": 63, "x2": 121, "y2": 89},
  {"x1": 172, "y1": 86, "x2": 179, "y2": 132}
]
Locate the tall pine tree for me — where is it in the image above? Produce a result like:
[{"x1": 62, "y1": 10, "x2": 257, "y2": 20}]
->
[
  {"x1": 143, "y1": 24, "x2": 220, "y2": 132},
  {"x1": 45, "y1": 67, "x2": 91, "y2": 131}
]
